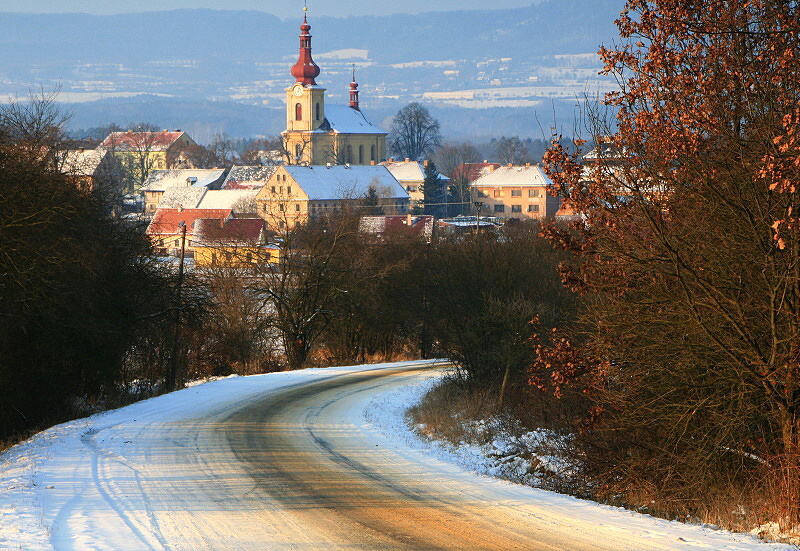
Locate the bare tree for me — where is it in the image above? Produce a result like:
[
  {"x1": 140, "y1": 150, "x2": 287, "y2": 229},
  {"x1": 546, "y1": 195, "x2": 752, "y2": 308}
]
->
[
  {"x1": 435, "y1": 141, "x2": 481, "y2": 215},
  {"x1": 494, "y1": 136, "x2": 529, "y2": 165},
  {"x1": 388, "y1": 102, "x2": 441, "y2": 161}
]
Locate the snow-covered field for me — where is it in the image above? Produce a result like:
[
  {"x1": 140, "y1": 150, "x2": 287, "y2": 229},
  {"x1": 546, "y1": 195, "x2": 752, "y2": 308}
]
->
[{"x1": 0, "y1": 361, "x2": 795, "y2": 550}]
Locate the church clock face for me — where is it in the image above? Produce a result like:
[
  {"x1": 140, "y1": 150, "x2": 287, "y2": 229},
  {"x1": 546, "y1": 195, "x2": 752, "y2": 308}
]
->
[{"x1": 292, "y1": 84, "x2": 304, "y2": 97}]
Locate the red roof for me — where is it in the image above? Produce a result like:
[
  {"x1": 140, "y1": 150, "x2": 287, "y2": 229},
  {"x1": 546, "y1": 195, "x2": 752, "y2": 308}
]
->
[
  {"x1": 193, "y1": 218, "x2": 265, "y2": 245},
  {"x1": 146, "y1": 208, "x2": 233, "y2": 236},
  {"x1": 101, "y1": 131, "x2": 188, "y2": 152}
]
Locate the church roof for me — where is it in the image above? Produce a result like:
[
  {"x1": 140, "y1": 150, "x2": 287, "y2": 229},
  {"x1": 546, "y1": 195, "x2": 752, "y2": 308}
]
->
[
  {"x1": 322, "y1": 105, "x2": 387, "y2": 135},
  {"x1": 284, "y1": 165, "x2": 408, "y2": 201}
]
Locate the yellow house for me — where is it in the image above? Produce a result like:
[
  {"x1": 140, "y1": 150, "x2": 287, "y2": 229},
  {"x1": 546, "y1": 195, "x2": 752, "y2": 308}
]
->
[
  {"x1": 101, "y1": 130, "x2": 198, "y2": 190},
  {"x1": 382, "y1": 159, "x2": 450, "y2": 208},
  {"x1": 470, "y1": 164, "x2": 561, "y2": 220},
  {"x1": 192, "y1": 217, "x2": 280, "y2": 267},
  {"x1": 281, "y1": 13, "x2": 386, "y2": 166},
  {"x1": 255, "y1": 164, "x2": 410, "y2": 231}
]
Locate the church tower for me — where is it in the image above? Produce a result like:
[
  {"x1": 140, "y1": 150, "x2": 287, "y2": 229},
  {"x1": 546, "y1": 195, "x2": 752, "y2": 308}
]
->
[{"x1": 282, "y1": 8, "x2": 387, "y2": 166}]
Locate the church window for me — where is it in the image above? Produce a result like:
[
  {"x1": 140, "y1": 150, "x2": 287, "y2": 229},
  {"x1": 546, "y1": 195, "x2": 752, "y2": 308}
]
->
[
  {"x1": 347, "y1": 145, "x2": 353, "y2": 163},
  {"x1": 315, "y1": 103, "x2": 320, "y2": 121},
  {"x1": 359, "y1": 145, "x2": 364, "y2": 164},
  {"x1": 371, "y1": 145, "x2": 376, "y2": 161},
  {"x1": 295, "y1": 103, "x2": 302, "y2": 121},
  {"x1": 295, "y1": 143, "x2": 302, "y2": 159}
]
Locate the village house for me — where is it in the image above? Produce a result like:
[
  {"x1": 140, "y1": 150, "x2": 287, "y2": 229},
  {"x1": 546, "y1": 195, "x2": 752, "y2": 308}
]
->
[
  {"x1": 140, "y1": 168, "x2": 227, "y2": 214},
  {"x1": 145, "y1": 207, "x2": 233, "y2": 256},
  {"x1": 101, "y1": 130, "x2": 198, "y2": 190},
  {"x1": 470, "y1": 164, "x2": 560, "y2": 220},
  {"x1": 59, "y1": 148, "x2": 120, "y2": 192},
  {"x1": 192, "y1": 217, "x2": 280, "y2": 267},
  {"x1": 255, "y1": 164, "x2": 410, "y2": 231},
  {"x1": 359, "y1": 214, "x2": 435, "y2": 242},
  {"x1": 381, "y1": 159, "x2": 450, "y2": 209}
]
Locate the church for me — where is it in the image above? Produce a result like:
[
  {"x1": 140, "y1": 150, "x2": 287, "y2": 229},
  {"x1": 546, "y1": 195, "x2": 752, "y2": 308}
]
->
[{"x1": 282, "y1": 9, "x2": 387, "y2": 166}]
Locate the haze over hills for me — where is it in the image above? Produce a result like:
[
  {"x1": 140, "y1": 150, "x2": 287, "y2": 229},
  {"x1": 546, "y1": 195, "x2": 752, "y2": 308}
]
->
[{"x1": 0, "y1": 1, "x2": 625, "y2": 142}]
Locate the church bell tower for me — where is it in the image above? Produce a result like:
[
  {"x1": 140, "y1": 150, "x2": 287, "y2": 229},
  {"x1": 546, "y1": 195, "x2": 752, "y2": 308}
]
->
[{"x1": 284, "y1": 8, "x2": 326, "y2": 164}]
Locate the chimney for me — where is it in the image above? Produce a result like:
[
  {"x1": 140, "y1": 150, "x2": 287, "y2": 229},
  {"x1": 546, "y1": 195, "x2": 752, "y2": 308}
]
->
[
  {"x1": 405, "y1": 158, "x2": 410, "y2": 162},
  {"x1": 489, "y1": 166, "x2": 495, "y2": 173},
  {"x1": 423, "y1": 160, "x2": 429, "y2": 167},
  {"x1": 407, "y1": 213, "x2": 412, "y2": 226},
  {"x1": 389, "y1": 157, "x2": 394, "y2": 163},
  {"x1": 370, "y1": 160, "x2": 375, "y2": 165},
  {"x1": 78, "y1": 147, "x2": 85, "y2": 153},
  {"x1": 525, "y1": 162, "x2": 530, "y2": 167},
  {"x1": 177, "y1": 205, "x2": 183, "y2": 212}
]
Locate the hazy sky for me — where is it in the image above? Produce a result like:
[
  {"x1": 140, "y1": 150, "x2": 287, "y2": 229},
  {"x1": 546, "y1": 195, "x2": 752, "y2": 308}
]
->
[{"x1": 1, "y1": 1, "x2": 539, "y2": 18}]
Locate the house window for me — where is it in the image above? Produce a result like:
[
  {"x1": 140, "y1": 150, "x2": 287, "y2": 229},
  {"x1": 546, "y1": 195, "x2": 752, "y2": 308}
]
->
[
  {"x1": 287, "y1": 186, "x2": 292, "y2": 194},
  {"x1": 511, "y1": 204, "x2": 522, "y2": 212},
  {"x1": 527, "y1": 204, "x2": 540, "y2": 212},
  {"x1": 406, "y1": 185, "x2": 417, "y2": 192},
  {"x1": 493, "y1": 190, "x2": 501, "y2": 198},
  {"x1": 359, "y1": 145, "x2": 364, "y2": 164},
  {"x1": 494, "y1": 204, "x2": 505, "y2": 213},
  {"x1": 295, "y1": 103, "x2": 302, "y2": 121},
  {"x1": 529, "y1": 189, "x2": 541, "y2": 197},
  {"x1": 271, "y1": 186, "x2": 276, "y2": 193},
  {"x1": 511, "y1": 189, "x2": 522, "y2": 197},
  {"x1": 295, "y1": 203, "x2": 301, "y2": 212},
  {"x1": 279, "y1": 203, "x2": 285, "y2": 212}
]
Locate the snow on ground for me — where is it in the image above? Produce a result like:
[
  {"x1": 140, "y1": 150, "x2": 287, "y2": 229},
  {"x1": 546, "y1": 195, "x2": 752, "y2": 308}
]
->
[
  {"x1": 0, "y1": 360, "x2": 796, "y2": 550},
  {"x1": 361, "y1": 367, "x2": 799, "y2": 551}
]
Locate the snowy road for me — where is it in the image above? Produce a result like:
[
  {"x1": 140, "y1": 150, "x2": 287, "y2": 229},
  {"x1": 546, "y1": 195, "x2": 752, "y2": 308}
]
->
[{"x1": 1, "y1": 361, "x2": 794, "y2": 550}]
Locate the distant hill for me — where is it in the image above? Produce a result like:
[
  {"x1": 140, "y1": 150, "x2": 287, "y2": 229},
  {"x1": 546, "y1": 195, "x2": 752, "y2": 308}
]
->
[
  {"x1": 1, "y1": 3, "x2": 621, "y2": 64},
  {"x1": 1, "y1": 2, "x2": 625, "y2": 141}
]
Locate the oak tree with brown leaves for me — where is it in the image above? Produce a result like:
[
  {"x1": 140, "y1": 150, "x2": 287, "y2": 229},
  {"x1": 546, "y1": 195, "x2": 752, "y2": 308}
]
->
[{"x1": 540, "y1": 0, "x2": 800, "y2": 530}]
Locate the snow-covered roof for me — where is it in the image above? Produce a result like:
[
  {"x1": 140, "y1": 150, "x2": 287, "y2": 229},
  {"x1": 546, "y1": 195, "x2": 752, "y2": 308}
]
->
[
  {"x1": 382, "y1": 160, "x2": 450, "y2": 183},
  {"x1": 470, "y1": 165, "x2": 552, "y2": 187},
  {"x1": 158, "y1": 187, "x2": 207, "y2": 209},
  {"x1": 60, "y1": 148, "x2": 107, "y2": 175},
  {"x1": 285, "y1": 165, "x2": 409, "y2": 201},
  {"x1": 222, "y1": 165, "x2": 277, "y2": 190},
  {"x1": 141, "y1": 169, "x2": 226, "y2": 192},
  {"x1": 196, "y1": 190, "x2": 258, "y2": 211},
  {"x1": 323, "y1": 105, "x2": 387, "y2": 135}
]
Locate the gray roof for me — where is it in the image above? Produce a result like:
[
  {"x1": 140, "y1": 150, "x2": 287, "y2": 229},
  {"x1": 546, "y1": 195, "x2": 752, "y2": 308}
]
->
[
  {"x1": 285, "y1": 165, "x2": 409, "y2": 201},
  {"x1": 222, "y1": 165, "x2": 277, "y2": 189},
  {"x1": 158, "y1": 187, "x2": 207, "y2": 209},
  {"x1": 141, "y1": 169, "x2": 226, "y2": 192}
]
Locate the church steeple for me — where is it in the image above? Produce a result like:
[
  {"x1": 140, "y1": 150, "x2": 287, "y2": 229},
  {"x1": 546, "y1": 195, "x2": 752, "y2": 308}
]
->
[
  {"x1": 349, "y1": 66, "x2": 360, "y2": 111},
  {"x1": 290, "y1": 7, "x2": 320, "y2": 85}
]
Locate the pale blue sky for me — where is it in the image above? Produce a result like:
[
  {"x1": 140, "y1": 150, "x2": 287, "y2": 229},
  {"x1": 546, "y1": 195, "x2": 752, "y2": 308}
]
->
[{"x1": 1, "y1": 1, "x2": 540, "y2": 18}]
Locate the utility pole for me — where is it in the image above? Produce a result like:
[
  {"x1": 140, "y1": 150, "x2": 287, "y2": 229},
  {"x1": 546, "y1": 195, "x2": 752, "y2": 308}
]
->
[
  {"x1": 473, "y1": 201, "x2": 483, "y2": 233},
  {"x1": 166, "y1": 221, "x2": 187, "y2": 392}
]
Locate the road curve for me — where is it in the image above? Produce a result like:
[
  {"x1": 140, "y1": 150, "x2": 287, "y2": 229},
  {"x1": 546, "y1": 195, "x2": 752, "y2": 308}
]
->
[{"x1": 38, "y1": 362, "x2": 754, "y2": 550}]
